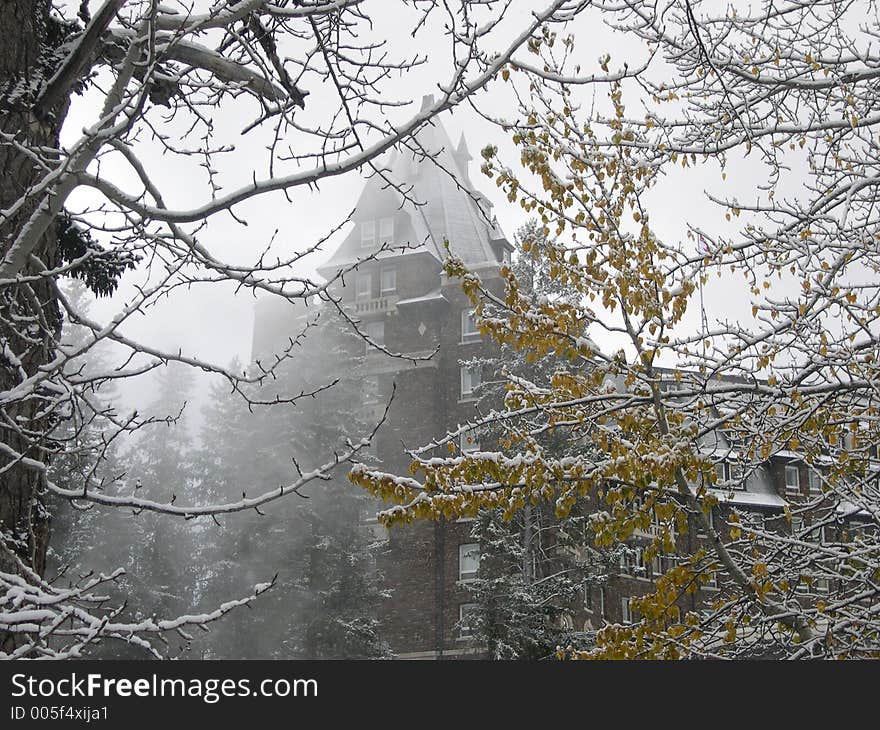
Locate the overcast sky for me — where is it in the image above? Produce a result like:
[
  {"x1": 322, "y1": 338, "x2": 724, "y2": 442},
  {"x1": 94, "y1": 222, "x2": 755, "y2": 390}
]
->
[{"x1": 57, "y1": 0, "x2": 810, "y2": 421}]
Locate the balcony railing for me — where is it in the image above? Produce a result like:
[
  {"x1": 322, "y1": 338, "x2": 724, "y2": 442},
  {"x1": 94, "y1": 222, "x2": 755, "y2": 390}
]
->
[{"x1": 352, "y1": 296, "x2": 398, "y2": 314}]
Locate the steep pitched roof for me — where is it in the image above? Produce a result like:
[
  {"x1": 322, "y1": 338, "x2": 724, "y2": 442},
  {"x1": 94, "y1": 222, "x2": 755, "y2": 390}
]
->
[{"x1": 317, "y1": 103, "x2": 509, "y2": 278}]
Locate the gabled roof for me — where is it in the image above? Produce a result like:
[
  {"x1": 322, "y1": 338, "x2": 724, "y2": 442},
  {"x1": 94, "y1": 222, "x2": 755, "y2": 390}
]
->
[{"x1": 316, "y1": 99, "x2": 509, "y2": 279}]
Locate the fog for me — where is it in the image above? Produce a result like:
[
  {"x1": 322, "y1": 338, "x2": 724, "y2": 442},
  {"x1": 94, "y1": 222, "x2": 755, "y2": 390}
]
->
[{"x1": 42, "y1": 0, "x2": 817, "y2": 658}]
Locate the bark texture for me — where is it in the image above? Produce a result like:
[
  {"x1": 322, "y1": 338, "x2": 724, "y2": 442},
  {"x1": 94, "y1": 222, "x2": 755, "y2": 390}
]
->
[{"x1": 0, "y1": 0, "x2": 68, "y2": 652}]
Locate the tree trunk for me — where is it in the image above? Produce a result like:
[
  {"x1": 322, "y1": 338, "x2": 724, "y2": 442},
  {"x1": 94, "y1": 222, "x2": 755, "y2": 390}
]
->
[{"x1": 0, "y1": 0, "x2": 67, "y2": 653}]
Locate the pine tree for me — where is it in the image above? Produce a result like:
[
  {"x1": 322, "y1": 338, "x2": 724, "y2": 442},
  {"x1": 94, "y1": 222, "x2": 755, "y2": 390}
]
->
[
  {"x1": 198, "y1": 316, "x2": 390, "y2": 658},
  {"x1": 462, "y1": 220, "x2": 611, "y2": 658},
  {"x1": 186, "y1": 363, "x2": 288, "y2": 658},
  {"x1": 121, "y1": 363, "x2": 199, "y2": 629},
  {"x1": 467, "y1": 504, "x2": 607, "y2": 659},
  {"x1": 47, "y1": 280, "x2": 124, "y2": 593}
]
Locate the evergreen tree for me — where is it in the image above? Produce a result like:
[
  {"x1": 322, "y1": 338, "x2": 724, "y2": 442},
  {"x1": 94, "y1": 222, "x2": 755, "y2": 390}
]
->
[
  {"x1": 467, "y1": 504, "x2": 607, "y2": 659},
  {"x1": 293, "y1": 478, "x2": 391, "y2": 659},
  {"x1": 121, "y1": 363, "x2": 199, "y2": 628},
  {"x1": 187, "y1": 362, "x2": 254, "y2": 622},
  {"x1": 197, "y1": 316, "x2": 390, "y2": 658},
  {"x1": 462, "y1": 220, "x2": 611, "y2": 658},
  {"x1": 47, "y1": 280, "x2": 124, "y2": 591}
]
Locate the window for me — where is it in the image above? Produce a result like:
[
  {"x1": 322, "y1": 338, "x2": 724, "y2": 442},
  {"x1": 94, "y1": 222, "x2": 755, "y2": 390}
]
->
[
  {"x1": 651, "y1": 553, "x2": 662, "y2": 578},
  {"x1": 808, "y1": 469, "x2": 822, "y2": 495},
  {"x1": 660, "y1": 378, "x2": 686, "y2": 394},
  {"x1": 584, "y1": 584, "x2": 593, "y2": 612},
  {"x1": 380, "y1": 267, "x2": 396, "y2": 295},
  {"x1": 703, "y1": 560, "x2": 718, "y2": 589},
  {"x1": 652, "y1": 553, "x2": 677, "y2": 578},
  {"x1": 785, "y1": 465, "x2": 801, "y2": 496},
  {"x1": 619, "y1": 546, "x2": 645, "y2": 577},
  {"x1": 360, "y1": 220, "x2": 376, "y2": 248},
  {"x1": 598, "y1": 588, "x2": 605, "y2": 619},
  {"x1": 378, "y1": 217, "x2": 394, "y2": 243},
  {"x1": 364, "y1": 321, "x2": 384, "y2": 352},
  {"x1": 458, "y1": 603, "x2": 478, "y2": 638},
  {"x1": 621, "y1": 597, "x2": 634, "y2": 624},
  {"x1": 356, "y1": 272, "x2": 371, "y2": 301},
  {"x1": 460, "y1": 432, "x2": 479, "y2": 453},
  {"x1": 460, "y1": 365, "x2": 481, "y2": 399},
  {"x1": 697, "y1": 506, "x2": 716, "y2": 538},
  {"x1": 730, "y1": 461, "x2": 743, "y2": 486},
  {"x1": 715, "y1": 461, "x2": 745, "y2": 490},
  {"x1": 650, "y1": 509, "x2": 675, "y2": 539},
  {"x1": 791, "y1": 515, "x2": 803, "y2": 536},
  {"x1": 458, "y1": 543, "x2": 480, "y2": 581},
  {"x1": 461, "y1": 308, "x2": 480, "y2": 342}
]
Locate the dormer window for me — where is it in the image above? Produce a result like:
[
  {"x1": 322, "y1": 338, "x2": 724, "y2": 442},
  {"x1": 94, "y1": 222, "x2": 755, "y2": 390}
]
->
[
  {"x1": 379, "y1": 217, "x2": 394, "y2": 243},
  {"x1": 362, "y1": 218, "x2": 394, "y2": 248},
  {"x1": 361, "y1": 220, "x2": 376, "y2": 248},
  {"x1": 715, "y1": 461, "x2": 744, "y2": 490}
]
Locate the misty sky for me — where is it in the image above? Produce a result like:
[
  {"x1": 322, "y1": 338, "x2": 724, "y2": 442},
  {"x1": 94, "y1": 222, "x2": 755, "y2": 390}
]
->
[{"x1": 55, "y1": 0, "x2": 811, "y2": 420}]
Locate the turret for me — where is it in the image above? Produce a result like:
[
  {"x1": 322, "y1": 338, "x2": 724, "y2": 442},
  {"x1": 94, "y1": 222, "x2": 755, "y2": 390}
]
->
[{"x1": 453, "y1": 132, "x2": 472, "y2": 185}]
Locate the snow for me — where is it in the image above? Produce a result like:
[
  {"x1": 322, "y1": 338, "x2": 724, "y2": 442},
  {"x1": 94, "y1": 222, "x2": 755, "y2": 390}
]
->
[
  {"x1": 396, "y1": 289, "x2": 446, "y2": 306},
  {"x1": 705, "y1": 488, "x2": 786, "y2": 508},
  {"x1": 576, "y1": 336, "x2": 600, "y2": 354}
]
